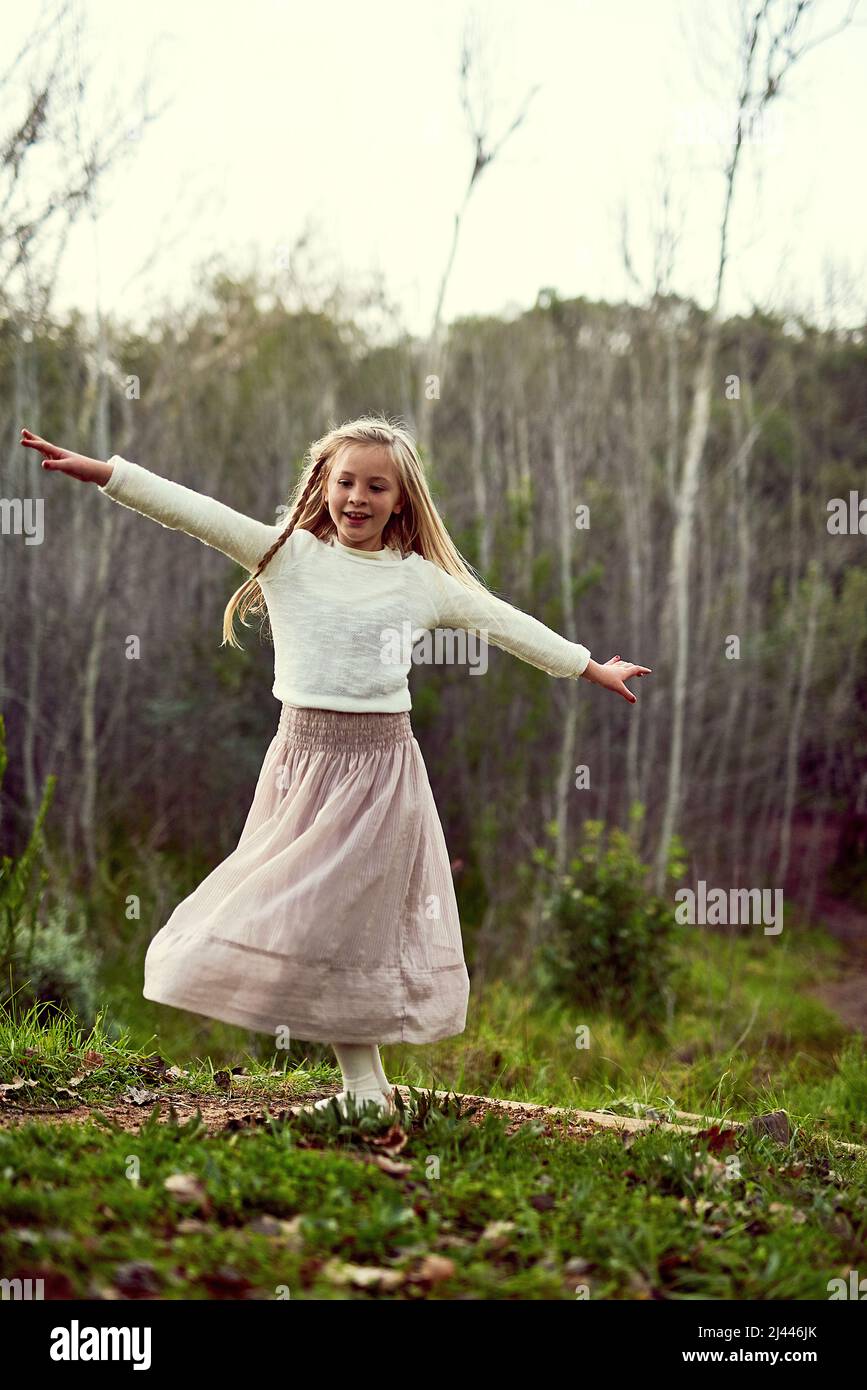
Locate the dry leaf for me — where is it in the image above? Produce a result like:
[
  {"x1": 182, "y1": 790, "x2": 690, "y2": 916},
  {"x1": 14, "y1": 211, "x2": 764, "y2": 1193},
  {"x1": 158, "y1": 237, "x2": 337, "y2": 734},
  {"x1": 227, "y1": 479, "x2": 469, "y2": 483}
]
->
[
  {"x1": 369, "y1": 1155, "x2": 412, "y2": 1177},
  {"x1": 246, "y1": 1215, "x2": 305, "y2": 1249},
  {"x1": 479, "y1": 1220, "x2": 516, "y2": 1249},
  {"x1": 164, "y1": 1173, "x2": 208, "y2": 1205},
  {"x1": 123, "y1": 1087, "x2": 160, "y2": 1106},
  {"x1": 410, "y1": 1255, "x2": 455, "y2": 1286},
  {"x1": 322, "y1": 1260, "x2": 405, "y2": 1291}
]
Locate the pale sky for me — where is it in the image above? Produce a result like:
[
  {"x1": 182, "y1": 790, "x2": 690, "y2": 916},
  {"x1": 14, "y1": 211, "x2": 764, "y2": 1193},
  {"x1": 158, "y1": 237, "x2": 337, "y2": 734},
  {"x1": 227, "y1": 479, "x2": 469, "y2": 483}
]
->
[{"x1": 7, "y1": 0, "x2": 867, "y2": 339}]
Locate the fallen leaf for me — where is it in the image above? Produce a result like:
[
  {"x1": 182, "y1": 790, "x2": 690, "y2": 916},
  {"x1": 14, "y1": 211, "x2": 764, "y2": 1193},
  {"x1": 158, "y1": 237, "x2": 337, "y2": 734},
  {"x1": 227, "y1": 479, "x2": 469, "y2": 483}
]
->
[
  {"x1": 479, "y1": 1220, "x2": 516, "y2": 1250},
  {"x1": 322, "y1": 1260, "x2": 405, "y2": 1292},
  {"x1": 9, "y1": 1228, "x2": 40, "y2": 1245},
  {"x1": 114, "y1": 1261, "x2": 161, "y2": 1298},
  {"x1": 368, "y1": 1125, "x2": 409, "y2": 1157},
  {"x1": 164, "y1": 1173, "x2": 208, "y2": 1205},
  {"x1": 696, "y1": 1124, "x2": 738, "y2": 1153},
  {"x1": 368, "y1": 1155, "x2": 412, "y2": 1177},
  {"x1": 123, "y1": 1087, "x2": 160, "y2": 1106},
  {"x1": 529, "y1": 1193, "x2": 556, "y2": 1212},
  {"x1": 246, "y1": 1215, "x2": 304, "y2": 1249},
  {"x1": 200, "y1": 1265, "x2": 252, "y2": 1297},
  {"x1": 408, "y1": 1255, "x2": 455, "y2": 1286}
]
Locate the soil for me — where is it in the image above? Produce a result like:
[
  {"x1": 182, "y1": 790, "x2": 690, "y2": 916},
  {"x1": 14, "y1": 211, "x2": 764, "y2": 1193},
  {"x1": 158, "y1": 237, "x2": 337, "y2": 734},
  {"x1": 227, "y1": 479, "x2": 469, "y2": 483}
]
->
[
  {"x1": 1, "y1": 1083, "x2": 861, "y2": 1153},
  {"x1": 785, "y1": 811, "x2": 867, "y2": 1034}
]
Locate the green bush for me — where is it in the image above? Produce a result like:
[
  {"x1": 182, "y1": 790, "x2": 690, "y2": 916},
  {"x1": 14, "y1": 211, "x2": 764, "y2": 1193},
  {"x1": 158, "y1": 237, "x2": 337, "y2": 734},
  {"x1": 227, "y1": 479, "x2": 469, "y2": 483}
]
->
[
  {"x1": 8, "y1": 902, "x2": 102, "y2": 1024},
  {"x1": 0, "y1": 712, "x2": 99, "y2": 1024},
  {"x1": 530, "y1": 805, "x2": 688, "y2": 1035},
  {"x1": 0, "y1": 711, "x2": 55, "y2": 983}
]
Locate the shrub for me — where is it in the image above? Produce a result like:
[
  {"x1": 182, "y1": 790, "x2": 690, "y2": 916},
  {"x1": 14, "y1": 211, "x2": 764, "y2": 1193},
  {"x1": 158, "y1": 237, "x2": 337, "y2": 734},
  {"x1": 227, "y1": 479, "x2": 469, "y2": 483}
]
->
[
  {"x1": 0, "y1": 711, "x2": 55, "y2": 987},
  {"x1": 8, "y1": 902, "x2": 102, "y2": 1024},
  {"x1": 0, "y1": 712, "x2": 99, "y2": 1023},
  {"x1": 530, "y1": 805, "x2": 688, "y2": 1035}
]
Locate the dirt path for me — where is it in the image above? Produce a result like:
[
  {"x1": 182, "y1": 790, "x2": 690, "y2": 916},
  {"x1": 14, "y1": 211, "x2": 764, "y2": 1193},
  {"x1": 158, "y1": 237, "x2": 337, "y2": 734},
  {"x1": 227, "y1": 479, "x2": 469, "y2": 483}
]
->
[
  {"x1": 0, "y1": 1083, "x2": 721, "y2": 1138},
  {"x1": 1, "y1": 1083, "x2": 862, "y2": 1153},
  {"x1": 805, "y1": 894, "x2": 867, "y2": 1034},
  {"x1": 785, "y1": 812, "x2": 867, "y2": 1034}
]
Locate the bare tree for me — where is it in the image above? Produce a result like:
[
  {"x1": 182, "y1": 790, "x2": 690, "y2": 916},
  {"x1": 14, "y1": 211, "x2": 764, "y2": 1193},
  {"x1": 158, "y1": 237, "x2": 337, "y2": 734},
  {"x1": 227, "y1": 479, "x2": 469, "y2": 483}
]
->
[
  {"x1": 3, "y1": 0, "x2": 168, "y2": 872},
  {"x1": 415, "y1": 18, "x2": 540, "y2": 456},
  {"x1": 0, "y1": 0, "x2": 161, "y2": 302},
  {"x1": 653, "y1": 0, "x2": 858, "y2": 892}
]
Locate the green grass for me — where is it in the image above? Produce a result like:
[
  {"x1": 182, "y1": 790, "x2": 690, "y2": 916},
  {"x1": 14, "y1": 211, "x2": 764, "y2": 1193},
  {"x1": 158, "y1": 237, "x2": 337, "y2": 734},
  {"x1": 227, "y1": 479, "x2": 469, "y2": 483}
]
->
[
  {"x1": 1, "y1": 1064, "x2": 864, "y2": 1300},
  {"x1": 2, "y1": 911, "x2": 866, "y2": 1300}
]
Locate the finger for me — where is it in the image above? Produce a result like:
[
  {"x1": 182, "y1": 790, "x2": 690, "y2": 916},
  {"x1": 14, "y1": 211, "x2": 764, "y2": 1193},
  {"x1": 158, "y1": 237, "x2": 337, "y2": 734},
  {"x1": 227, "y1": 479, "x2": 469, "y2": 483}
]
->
[{"x1": 26, "y1": 439, "x2": 61, "y2": 458}]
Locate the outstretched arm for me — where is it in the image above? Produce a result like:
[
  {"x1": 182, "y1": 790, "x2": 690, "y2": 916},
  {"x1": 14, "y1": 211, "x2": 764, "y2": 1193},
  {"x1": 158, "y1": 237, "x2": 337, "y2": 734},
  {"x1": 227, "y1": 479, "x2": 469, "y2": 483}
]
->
[
  {"x1": 424, "y1": 562, "x2": 651, "y2": 701},
  {"x1": 425, "y1": 561, "x2": 591, "y2": 678},
  {"x1": 20, "y1": 430, "x2": 282, "y2": 574}
]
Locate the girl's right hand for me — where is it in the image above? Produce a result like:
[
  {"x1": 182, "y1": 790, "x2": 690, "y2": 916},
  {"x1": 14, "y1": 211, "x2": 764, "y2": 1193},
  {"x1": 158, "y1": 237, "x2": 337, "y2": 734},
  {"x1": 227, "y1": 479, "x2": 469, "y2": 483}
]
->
[{"x1": 20, "y1": 428, "x2": 112, "y2": 485}]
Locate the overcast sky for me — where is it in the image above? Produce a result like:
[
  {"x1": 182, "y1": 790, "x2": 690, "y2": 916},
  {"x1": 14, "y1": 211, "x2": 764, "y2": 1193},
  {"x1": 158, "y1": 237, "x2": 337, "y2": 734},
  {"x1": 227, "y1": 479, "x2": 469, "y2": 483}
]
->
[{"x1": 7, "y1": 0, "x2": 867, "y2": 339}]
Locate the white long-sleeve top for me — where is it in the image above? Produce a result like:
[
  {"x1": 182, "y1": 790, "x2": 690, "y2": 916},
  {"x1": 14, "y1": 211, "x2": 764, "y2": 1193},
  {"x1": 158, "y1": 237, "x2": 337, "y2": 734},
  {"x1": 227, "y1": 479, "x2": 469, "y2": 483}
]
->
[{"x1": 98, "y1": 455, "x2": 591, "y2": 712}]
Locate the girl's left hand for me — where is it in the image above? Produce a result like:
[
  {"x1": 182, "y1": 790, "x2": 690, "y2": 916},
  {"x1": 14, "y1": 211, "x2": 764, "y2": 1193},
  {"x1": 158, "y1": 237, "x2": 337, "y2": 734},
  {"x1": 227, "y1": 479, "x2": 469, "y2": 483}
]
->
[{"x1": 581, "y1": 655, "x2": 652, "y2": 703}]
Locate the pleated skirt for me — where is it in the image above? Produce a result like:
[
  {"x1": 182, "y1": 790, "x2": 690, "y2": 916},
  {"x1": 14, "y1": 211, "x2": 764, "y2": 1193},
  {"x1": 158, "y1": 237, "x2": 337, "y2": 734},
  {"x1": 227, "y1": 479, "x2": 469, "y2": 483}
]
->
[{"x1": 142, "y1": 703, "x2": 470, "y2": 1044}]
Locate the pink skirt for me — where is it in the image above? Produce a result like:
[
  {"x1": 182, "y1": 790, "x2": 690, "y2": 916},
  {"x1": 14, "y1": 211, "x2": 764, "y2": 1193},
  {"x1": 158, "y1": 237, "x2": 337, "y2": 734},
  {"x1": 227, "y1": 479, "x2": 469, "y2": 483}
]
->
[{"x1": 142, "y1": 703, "x2": 470, "y2": 1044}]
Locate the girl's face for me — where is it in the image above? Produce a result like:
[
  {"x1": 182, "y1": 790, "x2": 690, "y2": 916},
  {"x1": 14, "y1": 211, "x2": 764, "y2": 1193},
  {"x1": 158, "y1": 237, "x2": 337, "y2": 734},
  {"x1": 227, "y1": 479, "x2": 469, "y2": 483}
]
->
[{"x1": 325, "y1": 443, "x2": 404, "y2": 551}]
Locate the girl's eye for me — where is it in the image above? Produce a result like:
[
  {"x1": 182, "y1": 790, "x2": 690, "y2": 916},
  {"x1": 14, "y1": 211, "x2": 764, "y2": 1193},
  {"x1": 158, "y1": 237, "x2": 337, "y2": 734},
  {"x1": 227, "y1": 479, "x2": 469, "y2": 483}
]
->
[{"x1": 338, "y1": 481, "x2": 384, "y2": 491}]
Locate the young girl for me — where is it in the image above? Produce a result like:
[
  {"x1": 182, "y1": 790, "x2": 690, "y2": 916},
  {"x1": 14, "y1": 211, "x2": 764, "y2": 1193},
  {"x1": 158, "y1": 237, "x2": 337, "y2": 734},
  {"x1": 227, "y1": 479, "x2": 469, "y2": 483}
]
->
[{"x1": 20, "y1": 416, "x2": 650, "y2": 1117}]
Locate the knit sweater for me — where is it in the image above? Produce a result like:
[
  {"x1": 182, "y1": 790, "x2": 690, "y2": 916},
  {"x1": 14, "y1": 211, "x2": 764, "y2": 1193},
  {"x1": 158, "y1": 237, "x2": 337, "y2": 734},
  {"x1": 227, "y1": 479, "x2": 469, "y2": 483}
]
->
[{"x1": 98, "y1": 455, "x2": 591, "y2": 712}]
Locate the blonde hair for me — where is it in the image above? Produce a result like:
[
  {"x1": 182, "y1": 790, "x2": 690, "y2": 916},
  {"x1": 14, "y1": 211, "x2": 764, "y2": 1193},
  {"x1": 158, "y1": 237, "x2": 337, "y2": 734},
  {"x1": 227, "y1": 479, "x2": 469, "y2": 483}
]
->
[{"x1": 222, "y1": 413, "x2": 497, "y2": 648}]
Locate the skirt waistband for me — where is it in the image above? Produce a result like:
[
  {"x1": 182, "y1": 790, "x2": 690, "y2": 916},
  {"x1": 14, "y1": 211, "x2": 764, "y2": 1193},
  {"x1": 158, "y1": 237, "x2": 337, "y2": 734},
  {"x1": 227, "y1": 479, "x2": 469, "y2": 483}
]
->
[{"x1": 277, "y1": 702, "x2": 413, "y2": 751}]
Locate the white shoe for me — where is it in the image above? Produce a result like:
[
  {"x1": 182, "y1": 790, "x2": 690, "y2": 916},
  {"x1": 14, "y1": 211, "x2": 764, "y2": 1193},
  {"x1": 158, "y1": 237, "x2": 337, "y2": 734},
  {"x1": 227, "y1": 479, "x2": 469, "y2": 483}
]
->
[{"x1": 303, "y1": 1087, "x2": 396, "y2": 1119}]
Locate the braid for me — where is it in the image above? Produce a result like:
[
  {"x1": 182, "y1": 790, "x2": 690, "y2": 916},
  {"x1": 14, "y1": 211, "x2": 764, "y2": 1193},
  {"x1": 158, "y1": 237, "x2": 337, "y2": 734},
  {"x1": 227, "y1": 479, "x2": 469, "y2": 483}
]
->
[{"x1": 221, "y1": 460, "x2": 325, "y2": 649}]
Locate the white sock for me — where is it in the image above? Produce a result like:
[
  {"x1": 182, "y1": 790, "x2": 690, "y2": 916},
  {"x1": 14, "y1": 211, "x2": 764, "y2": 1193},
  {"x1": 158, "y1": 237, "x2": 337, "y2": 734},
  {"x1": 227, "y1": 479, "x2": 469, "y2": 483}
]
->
[
  {"x1": 369, "y1": 1044, "x2": 392, "y2": 1094},
  {"x1": 310, "y1": 1042, "x2": 392, "y2": 1115}
]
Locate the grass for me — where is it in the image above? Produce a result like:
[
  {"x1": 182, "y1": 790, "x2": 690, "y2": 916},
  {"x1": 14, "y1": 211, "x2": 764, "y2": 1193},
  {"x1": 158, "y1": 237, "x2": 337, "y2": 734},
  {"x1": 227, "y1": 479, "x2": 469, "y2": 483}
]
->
[
  {"x1": 1, "y1": 909, "x2": 866, "y2": 1300},
  {"x1": 1, "y1": 1055, "x2": 864, "y2": 1300}
]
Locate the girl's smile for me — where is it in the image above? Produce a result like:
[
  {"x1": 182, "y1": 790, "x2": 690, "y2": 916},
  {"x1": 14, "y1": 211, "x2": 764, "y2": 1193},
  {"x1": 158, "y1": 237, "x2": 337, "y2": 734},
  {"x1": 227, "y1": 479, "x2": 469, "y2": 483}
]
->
[{"x1": 326, "y1": 442, "x2": 403, "y2": 552}]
